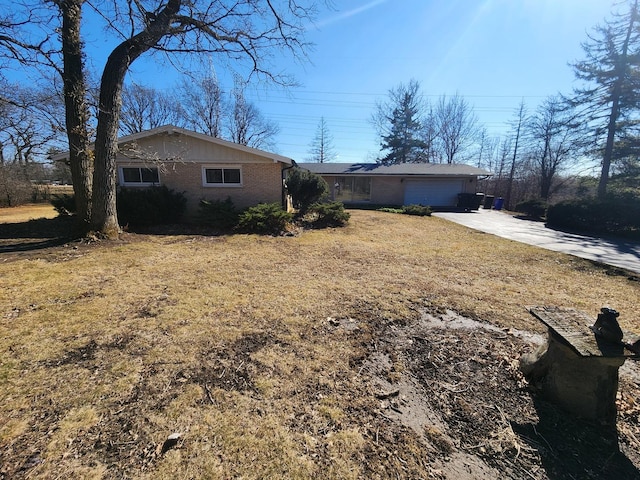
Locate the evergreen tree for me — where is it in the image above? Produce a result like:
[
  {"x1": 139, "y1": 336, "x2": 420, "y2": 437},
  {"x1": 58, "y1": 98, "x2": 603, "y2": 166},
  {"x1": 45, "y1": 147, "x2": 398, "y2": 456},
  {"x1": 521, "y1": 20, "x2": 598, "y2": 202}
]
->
[
  {"x1": 307, "y1": 117, "x2": 336, "y2": 163},
  {"x1": 372, "y1": 80, "x2": 427, "y2": 165},
  {"x1": 570, "y1": 0, "x2": 640, "y2": 198},
  {"x1": 285, "y1": 167, "x2": 328, "y2": 213}
]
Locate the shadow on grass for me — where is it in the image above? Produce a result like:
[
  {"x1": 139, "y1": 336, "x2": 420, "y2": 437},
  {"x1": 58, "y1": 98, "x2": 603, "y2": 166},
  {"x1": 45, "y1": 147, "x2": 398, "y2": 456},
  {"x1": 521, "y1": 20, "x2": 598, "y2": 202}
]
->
[
  {"x1": 124, "y1": 223, "x2": 232, "y2": 237},
  {"x1": 512, "y1": 398, "x2": 640, "y2": 480},
  {"x1": 0, "y1": 216, "x2": 78, "y2": 253}
]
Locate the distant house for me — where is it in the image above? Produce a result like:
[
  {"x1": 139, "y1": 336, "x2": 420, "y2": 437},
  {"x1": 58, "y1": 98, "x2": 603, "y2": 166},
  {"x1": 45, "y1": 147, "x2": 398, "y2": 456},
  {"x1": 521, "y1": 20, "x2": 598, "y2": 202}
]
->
[
  {"x1": 53, "y1": 125, "x2": 294, "y2": 217},
  {"x1": 298, "y1": 163, "x2": 490, "y2": 209}
]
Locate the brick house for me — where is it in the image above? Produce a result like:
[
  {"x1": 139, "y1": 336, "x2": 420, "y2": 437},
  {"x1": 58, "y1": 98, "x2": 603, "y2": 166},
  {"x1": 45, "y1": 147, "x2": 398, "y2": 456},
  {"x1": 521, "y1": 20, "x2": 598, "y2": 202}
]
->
[
  {"x1": 55, "y1": 125, "x2": 294, "y2": 217},
  {"x1": 298, "y1": 162, "x2": 490, "y2": 209}
]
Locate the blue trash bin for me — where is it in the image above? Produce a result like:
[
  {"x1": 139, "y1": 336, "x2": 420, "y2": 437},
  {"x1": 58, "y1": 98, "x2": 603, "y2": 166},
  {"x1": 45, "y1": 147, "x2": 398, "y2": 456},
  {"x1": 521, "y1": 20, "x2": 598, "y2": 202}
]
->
[{"x1": 494, "y1": 197, "x2": 504, "y2": 210}]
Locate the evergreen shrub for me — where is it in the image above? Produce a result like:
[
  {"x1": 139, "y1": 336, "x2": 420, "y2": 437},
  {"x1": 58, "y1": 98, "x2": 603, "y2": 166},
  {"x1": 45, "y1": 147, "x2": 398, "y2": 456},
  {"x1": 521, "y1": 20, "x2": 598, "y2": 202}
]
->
[
  {"x1": 117, "y1": 186, "x2": 186, "y2": 227},
  {"x1": 402, "y1": 204, "x2": 432, "y2": 216},
  {"x1": 286, "y1": 167, "x2": 329, "y2": 213},
  {"x1": 51, "y1": 194, "x2": 77, "y2": 216},
  {"x1": 307, "y1": 201, "x2": 350, "y2": 227},
  {"x1": 236, "y1": 203, "x2": 292, "y2": 235},
  {"x1": 514, "y1": 199, "x2": 547, "y2": 219},
  {"x1": 198, "y1": 197, "x2": 239, "y2": 230}
]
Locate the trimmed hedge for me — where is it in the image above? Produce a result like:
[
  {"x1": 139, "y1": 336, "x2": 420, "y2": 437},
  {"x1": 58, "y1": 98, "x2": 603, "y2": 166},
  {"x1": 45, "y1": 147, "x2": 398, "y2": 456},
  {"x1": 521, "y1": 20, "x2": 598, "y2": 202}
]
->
[
  {"x1": 198, "y1": 197, "x2": 239, "y2": 230},
  {"x1": 514, "y1": 199, "x2": 547, "y2": 219},
  {"x1": 546, "y1": 198, "x2": 640, "y2": 238},
  {"x1": 402, "y1": 204, "x2": 432, "y2": 216},
  {"x1": 117, "y1": 186, "x2": 187, "y2": 227},
  {"x1": 51, "y1": 187, "x2": 188, "y2": 227},
  {"x1": 378, "y1": 205, "x2": 432, "y2": 216}
]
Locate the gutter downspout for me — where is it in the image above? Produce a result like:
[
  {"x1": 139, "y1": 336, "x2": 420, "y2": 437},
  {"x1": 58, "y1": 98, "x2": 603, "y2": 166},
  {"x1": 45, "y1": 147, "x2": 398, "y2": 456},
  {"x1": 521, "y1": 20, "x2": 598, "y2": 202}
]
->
[{"x1": 281, "y1": 159, "x2": 298, "y2": 210}]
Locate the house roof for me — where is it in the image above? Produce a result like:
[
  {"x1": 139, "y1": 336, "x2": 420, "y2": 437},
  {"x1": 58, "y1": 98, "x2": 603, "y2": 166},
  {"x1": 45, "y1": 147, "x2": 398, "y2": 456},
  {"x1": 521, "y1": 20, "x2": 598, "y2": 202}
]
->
[
  {"x1": 298, "y1": 162, "x2": 491, "y2": 176},
  {"x1": 51, "y1": 125, "x2": 294, "y2": 165}
]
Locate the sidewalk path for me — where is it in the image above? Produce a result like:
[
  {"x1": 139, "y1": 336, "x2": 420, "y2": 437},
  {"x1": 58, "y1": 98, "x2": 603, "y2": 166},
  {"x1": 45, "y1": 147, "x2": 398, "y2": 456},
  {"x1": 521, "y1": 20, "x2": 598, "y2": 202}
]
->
[{"x1": 434, "y1": 208, "x2": 640, "y2": 275}]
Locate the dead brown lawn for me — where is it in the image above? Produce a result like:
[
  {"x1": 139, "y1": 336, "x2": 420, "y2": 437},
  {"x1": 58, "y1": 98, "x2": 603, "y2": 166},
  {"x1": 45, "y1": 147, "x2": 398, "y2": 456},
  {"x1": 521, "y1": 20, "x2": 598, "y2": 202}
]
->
[
  {"x1": 0, "y1": 204, "x2": 58, "y2": 223},
  {"x1": 1, "y1": 207, "x2": 639, "y2": 478}
]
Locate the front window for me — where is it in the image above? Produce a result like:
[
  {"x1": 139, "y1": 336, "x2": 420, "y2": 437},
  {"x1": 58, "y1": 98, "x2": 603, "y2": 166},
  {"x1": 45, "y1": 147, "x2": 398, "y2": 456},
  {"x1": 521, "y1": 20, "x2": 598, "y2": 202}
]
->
[
  {"x1": 334, "y1": 176, "x2": 371, "y2": 202},
  {"x1": 203, "y1": 166, "x2": 242, "y2": 187},
  {"x1": 119, "y1": 166, "x2": 159, "y2": 186}
]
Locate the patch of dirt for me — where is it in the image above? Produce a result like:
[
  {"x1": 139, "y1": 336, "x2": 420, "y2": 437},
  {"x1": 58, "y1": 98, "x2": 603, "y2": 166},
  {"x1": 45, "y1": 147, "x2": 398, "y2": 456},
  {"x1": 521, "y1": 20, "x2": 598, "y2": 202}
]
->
[
  {"x1": 362, "y1": 309, "x2": 640, "y2": 479},
  {"x1": 0, "y1": 332, "x2": 280, "y2": 479},
  {"x1": 188, "y1": 332, "x2": 277, "y2": 394},
  {"x1": 42, "y1": 334, "x2": 134, "y2": 368}
]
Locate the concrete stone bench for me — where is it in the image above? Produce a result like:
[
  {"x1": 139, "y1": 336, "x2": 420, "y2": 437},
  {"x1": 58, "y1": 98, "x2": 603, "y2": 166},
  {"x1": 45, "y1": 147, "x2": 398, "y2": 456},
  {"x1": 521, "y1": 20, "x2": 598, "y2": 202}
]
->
[{"x1": 520, "y1": 306, "x2": 640, "y2": 424}]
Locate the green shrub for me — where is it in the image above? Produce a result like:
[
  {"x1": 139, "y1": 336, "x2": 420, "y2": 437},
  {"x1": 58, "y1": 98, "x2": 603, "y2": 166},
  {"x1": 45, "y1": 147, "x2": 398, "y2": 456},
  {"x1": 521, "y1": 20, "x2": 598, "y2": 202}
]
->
[
  {"x1": 236, "y1": 203, "x2": 292, "y2": 235},
  {"x1": 286, "y1": 167, "x2": 329, "y2": 213},
  {"x1": 51, "y1": 194, "x2": 76, "y2": 216},
  {"x1": 514, "y1": 199, "x2": 547, "y2": 219},
  {"x1": 378, "y1": 207, "x2": 404, "y2": 214},
  {"x1": 608, "y1": 183, "x2": 640, "y2": 203},
  {"x1": 117, "y1": 186, "x2": 187, "y2": 227},
  {"x1": 546, "y1": 198, "x2": 640, "y2": 237},
  {"x1": 197, "y1": 197, "x2": 239, "y2": 230},
  {"x1": 402, "y1": 204, "x2": 432, "y2": 216},
  {"x1": 307, "y1": 201, "x2": 350, "y2": 227},
  {"x1": 377, "y1": 205, "x2": 432, "y2": 216}
]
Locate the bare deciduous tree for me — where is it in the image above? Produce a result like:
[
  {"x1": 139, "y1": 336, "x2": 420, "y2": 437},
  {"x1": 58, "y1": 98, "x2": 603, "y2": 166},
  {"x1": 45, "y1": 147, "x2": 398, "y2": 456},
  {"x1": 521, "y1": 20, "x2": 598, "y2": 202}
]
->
[
  {"x1": 527, "y1": 96, "x2": 583, "y2": 199},
  {"x1": 434, "y1": 93, "x2": 479, "y2": 164},
  {"x1": 181, "y1": 75, "x2": 224, "y2": 137},
  {"x1": 0, "y1": 82, "x2": 62, "y2": 165},
  {"x1": 3, "y1": 0, "x2": 319, "y2": 237},
  {"x1": 228, "y1": 80, "x2": 280, "y2": 150},
  {"x1": 120, "y1": 84, "x2": 186, "y2": 135},
  {"x1": 504, "y1": 100, "x2": 527, "y2": 209}
]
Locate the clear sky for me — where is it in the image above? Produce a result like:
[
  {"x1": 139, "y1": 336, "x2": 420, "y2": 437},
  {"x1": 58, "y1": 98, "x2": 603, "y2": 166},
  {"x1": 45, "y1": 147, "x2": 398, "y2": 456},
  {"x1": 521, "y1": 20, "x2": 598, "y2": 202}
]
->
[
  {"x1": 234, "y1": 0, "x2": 618, "y2": 163},
  {"x1": 6, "y1": 0, "x2": 620, "y2": 163}
]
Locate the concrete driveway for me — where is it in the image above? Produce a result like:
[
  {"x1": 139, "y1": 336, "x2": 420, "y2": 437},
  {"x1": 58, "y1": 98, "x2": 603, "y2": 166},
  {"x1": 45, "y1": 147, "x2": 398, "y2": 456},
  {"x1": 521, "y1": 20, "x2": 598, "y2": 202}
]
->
[{"x1": 434, "y1": 208, "x2": 640, "y2": 275}]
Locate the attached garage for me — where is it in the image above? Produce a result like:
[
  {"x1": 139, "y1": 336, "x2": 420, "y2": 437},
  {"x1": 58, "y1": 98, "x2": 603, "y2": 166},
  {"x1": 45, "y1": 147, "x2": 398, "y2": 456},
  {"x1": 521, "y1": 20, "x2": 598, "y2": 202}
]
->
[
  {"x1": 403, "y1": 179, "x2": 466, "y2": 207},
  {"x1": 298, "y1": 163, "x2": 490, "y2": 209}
]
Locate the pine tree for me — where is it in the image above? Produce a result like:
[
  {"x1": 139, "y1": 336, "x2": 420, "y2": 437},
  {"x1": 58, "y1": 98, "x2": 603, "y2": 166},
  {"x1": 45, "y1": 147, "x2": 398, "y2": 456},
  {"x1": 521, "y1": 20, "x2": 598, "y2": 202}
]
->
[
  {"x1": 373, "y1": 80, "x2": 427, "y2": 165},
  {"x1": 570, "y1": 0, "x2": 640, "y2": 198},
  {"x1": 308, "y1": 117, "x2": 336, "y2": 163}
]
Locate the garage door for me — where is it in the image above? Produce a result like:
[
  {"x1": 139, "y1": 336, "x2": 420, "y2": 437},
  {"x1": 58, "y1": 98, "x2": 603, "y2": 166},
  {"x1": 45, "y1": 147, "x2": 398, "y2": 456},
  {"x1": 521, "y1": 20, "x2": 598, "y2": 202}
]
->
[{"x1": 403, "y1": 179, "x2": 464, "y2": 207}]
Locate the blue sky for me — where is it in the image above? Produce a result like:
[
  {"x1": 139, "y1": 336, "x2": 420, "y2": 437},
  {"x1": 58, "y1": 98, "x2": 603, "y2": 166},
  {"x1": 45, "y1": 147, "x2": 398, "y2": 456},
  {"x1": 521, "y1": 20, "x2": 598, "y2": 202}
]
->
[
  {"x1": 6, "y1": 0, "x2": 619, "y2": 163},
  {"x1": 236, "y1": 0, "x2": 616, "y2": 162}
]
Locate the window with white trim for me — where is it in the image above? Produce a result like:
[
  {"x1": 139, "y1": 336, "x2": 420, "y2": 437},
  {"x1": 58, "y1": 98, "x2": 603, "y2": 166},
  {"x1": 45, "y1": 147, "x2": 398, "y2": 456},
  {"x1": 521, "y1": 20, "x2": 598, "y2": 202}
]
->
[
  {"x1": 119, "y1": 166, "x2": 160, "y2": 186},
  {"x1": 202, "y1": 166, "x2": 242, "y2": 187}
]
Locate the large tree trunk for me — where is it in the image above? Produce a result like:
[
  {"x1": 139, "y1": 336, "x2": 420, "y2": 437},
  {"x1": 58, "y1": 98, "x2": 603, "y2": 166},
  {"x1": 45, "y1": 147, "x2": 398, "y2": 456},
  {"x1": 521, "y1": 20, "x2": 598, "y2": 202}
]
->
[
  {"x1": 505, "y1": 105, "x2": 523, "y2": 209},
  {"x1": 90, "y1": 0, "x2": 181, "y2": 237},
  {"x1": 598, "y1": 1, "x2": 638, "y2": 199},
  {"x1": 60, "y1": 0, "x2": 93, "y2": 232},
  {"x1": 91, "y1": 44, "x2": 130, "y2": 238},
  {"x1": 599, "y1": 94, "x2": 621, "y2": 200}
]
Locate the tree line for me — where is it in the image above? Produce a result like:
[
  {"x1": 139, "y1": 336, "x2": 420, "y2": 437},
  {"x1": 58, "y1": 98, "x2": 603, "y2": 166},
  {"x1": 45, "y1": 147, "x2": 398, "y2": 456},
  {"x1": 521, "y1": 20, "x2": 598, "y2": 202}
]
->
[
  {"x1": 119, "y1": 77, "x2": 280, "y2": 150},
  {"x1": 1, "y1": 0, "x2": 318, "y2": 237},
  {"x1": 2, "y1": 0, "x2": 640, "y2": 233},
  {"x1": 0, "y1": 74, "x2": 280, "y2": 205},
  {"x1": 371, "y1": 0, "x2": 640, "y2": 209}
]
